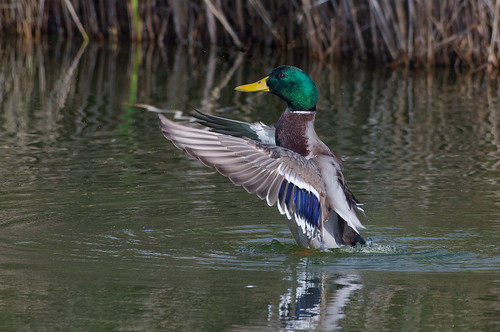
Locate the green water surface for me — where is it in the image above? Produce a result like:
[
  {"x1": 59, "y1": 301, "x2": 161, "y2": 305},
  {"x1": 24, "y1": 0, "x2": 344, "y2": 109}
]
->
[{"x1": 0, "y1": 40, "x2": 499, "y2": 330}]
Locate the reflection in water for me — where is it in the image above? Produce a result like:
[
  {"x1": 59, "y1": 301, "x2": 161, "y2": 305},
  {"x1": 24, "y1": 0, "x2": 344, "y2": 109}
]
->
[
  {"x1": 271, "y1": 259, "x2": 362, "y2": 330},
  {"x1": 1, "y1": 39, "x2": 499, "y2": 171}
]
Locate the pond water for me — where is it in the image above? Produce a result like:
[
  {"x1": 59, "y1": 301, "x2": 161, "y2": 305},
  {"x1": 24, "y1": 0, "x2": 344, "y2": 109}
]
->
[{"x1": 0, "y1": 39, "x2": 499, "y2": 330}]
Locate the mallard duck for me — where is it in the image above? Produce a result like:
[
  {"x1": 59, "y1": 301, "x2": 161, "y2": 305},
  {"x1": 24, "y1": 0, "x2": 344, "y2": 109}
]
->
[{"x1": 158, "y1": 65, "x2": 366, "y2": 249}]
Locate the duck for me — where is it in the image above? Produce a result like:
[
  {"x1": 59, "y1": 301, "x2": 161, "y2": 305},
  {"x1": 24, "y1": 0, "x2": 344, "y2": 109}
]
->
[{"x1": 158, "y1": 65, "x2": 366, "y2": 250}]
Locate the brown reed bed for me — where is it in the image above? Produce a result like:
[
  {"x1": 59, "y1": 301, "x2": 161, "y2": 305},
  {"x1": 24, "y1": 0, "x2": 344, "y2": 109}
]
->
[{"x1": 2, "y1": 0, "x2": 500, "y2": 69}]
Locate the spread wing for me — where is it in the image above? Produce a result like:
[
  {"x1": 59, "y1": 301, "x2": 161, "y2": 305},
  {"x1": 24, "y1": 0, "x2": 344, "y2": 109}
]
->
[
  {"x1": 159, "y1": 114, "x2": 327, "y2": 230},
  {"x1": 192, "y1": 109, "x2": 276, "y2": 145}
]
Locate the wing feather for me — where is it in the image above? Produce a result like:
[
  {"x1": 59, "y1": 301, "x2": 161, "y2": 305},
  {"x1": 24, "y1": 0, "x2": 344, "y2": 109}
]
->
[
  {"x1": 192, "y1": 109, "x2": 276, "y2": 144},
  {"x1": 265, "y1": 174, "x2": 284, "y2": 206},
  {"x1": 159, "y1": 114, "x2": 327, "y2": 228}
]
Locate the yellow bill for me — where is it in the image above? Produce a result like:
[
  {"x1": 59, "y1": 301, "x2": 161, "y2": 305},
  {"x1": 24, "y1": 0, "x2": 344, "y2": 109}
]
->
[{"x1": 235, "y1": 76, "x2": 270, "y2": 92}]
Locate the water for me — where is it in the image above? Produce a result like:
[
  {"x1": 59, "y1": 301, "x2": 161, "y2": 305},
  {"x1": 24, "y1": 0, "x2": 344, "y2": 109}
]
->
[{"x1": 0, "y1": 40, "x2": 499, "y2": 330}]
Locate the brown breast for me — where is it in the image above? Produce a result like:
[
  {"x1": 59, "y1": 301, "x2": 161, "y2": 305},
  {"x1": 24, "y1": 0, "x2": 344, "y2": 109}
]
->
[{"x1": 275, "y1": 112, "x2": 315, "y2": 157}]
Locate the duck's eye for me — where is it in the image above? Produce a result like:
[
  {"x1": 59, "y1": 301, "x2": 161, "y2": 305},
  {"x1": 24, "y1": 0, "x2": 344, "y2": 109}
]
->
[{"x1": 278, "y1": 73, "x2": 286, "y2": 79}]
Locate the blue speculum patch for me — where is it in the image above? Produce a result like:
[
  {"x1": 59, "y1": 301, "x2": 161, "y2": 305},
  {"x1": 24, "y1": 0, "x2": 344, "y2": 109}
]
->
[{"x1": 279, "y1": 181, "x2": 321, "y2": 228}]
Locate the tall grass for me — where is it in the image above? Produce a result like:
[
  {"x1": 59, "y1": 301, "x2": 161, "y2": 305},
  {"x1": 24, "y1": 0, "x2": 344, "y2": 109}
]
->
[{"x1": 2, "y1": 0, "x2": 500, "y2": 68}]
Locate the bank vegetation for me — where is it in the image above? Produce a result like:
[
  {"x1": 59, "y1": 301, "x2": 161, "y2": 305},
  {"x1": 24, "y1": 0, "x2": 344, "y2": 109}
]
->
[{"x1": 2, "y1": 0, "x2": 500, "y2": 68}]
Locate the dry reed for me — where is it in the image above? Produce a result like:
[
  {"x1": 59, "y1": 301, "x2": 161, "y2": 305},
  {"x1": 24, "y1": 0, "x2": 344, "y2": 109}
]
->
[{"x1": 1, "y1": 0, "x2": 500, "y2": 68}]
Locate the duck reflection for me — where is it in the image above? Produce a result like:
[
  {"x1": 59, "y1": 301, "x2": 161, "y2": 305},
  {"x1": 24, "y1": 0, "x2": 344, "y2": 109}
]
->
[{"x1": 268, "y1": 257, "x2": 362, "y2": 330}]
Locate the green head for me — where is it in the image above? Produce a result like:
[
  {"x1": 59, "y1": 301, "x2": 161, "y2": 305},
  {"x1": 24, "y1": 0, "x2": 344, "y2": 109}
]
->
[{"x1": 235, "y1": 65, "x2": 319, "y2": 112}]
